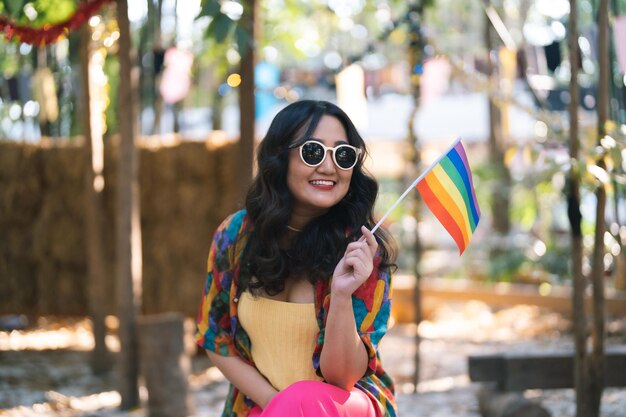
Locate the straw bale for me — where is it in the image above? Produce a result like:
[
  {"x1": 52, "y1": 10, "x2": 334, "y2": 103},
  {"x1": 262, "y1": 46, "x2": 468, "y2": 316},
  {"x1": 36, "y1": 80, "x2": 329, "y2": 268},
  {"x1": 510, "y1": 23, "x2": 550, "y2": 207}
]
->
[
  {"x1": 175, "y1": 182, "x2": 214, "y2": 218},
  {"x1": 0, "y1": 146, "x2": 42, "y2": 223},
  {"x1": 172, "y1": 143, "x2": 215, "y2": 180},
  {"x1": 1, "y1": 180, "x2": 42, "y2": 224},
  {"x1": 142, "y1": 225, "x2": 190, "y2": 313},
  {"x1": 51, "y1": 217, "x2": 84, "y2": 264},
  {"x1": 140, "y1": 182, "x2": 177, "y2": 221},
  {"x1": 0, "y1": 142, "x2": 19, "y2": 178},
  {"x1": 0, "y1": 142, "x2": 37, "y2": 179},
  {"x1": 41, "y1": 146, "x2": 84, "y2": 186},
  {"x1": 0, "y1": 257, "x2": 36, "y2": 312},
  {"x1": 36, "y1": 265, "x2": 87, "y2": 314},
  {"x1": 32, "y1": 193, "x2": 85, "y2": 264},
  {"x1": 0, "y1": 139, "x2": 241, "y2": 315},
  {"x1": 145, "y1": 147, "x2": 177, "y2": 182},
  {"x1": 5, "y1": 228, "x2": 32, "y2": 258}
]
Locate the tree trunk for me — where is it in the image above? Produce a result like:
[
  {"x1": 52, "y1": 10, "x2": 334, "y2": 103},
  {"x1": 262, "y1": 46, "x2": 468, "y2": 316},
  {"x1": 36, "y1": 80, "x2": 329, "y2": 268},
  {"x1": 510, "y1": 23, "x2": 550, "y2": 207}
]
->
[
  {"x1": 212, "y1": 92, "x2": 224, "y2": 131},
  {"x1": 405, "y1": 2, "x2": 425, "y2": 392},
  {"x1": 137, "y1": 0, "x2": 153, "y2": 135},
  {"x1": 614, "y1": 180, "x2": 626, "y2": 290},
  {"x1": 138, "y1": 313, "x2": 193, "y2": 417},
  {"x1": 478, "y1": 385, "x2": 550, "y2": 417},
  {"x1": 150, "y1": 0, "x2": 165, "y2": 136},
  {"x1": 172, "y1": 0, "x2": 181, "y2": 134},
  {"x1": 484, "y1": 1, "x2": 511, "y2": 238},
  {"x1": 173, "y1": 102, "x2": 182, "y2": 134},
  {"x1": 36, "y1": 46, "x2": 52, "y2": 138},
  {"x1": 587, "y1": 1, "x2": 609, "y2": 415},
  {"x1": 237, "y1": 0, "x2": 257, "y2": 201},
  {"x1": 567, "y1": 2, "x2": 589, "y2": 417},
  {"x1": 80, "y1": 23, "x2": 113, "y2": 376},
  {"x1": 116, "y1": 0, "x2": 143, "y2": 409}
]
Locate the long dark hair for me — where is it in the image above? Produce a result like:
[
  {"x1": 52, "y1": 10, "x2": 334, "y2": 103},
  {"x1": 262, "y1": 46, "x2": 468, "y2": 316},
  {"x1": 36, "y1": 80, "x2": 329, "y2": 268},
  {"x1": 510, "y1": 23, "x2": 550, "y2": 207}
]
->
[{"x1": 243, "y1": 100, "x2": 396, "y2": 295}]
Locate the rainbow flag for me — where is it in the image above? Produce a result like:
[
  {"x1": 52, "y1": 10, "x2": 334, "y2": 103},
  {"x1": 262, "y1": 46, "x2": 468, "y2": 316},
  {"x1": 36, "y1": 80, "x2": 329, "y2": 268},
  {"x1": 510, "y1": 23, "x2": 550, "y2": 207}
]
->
[
  {"x1": 370, "y1": 138, "x2": 481, "y2": 254},
  {"x1": 416, "y1": 138, "x2": 481, "y2": 254}
]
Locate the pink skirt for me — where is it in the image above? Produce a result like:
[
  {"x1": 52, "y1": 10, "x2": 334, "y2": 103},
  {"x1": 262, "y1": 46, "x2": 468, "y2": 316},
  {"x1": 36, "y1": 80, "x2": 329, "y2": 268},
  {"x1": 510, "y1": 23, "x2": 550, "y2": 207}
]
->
[{"x1": 248, "y1": 380, "x2": 381, "y2": 417}]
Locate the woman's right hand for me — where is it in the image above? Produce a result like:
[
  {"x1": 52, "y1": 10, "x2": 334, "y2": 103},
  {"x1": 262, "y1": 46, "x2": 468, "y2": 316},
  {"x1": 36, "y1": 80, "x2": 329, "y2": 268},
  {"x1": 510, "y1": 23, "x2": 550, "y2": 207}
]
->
[{"x1": 331, "y1": 226, "x2": 378, "y2": 298}]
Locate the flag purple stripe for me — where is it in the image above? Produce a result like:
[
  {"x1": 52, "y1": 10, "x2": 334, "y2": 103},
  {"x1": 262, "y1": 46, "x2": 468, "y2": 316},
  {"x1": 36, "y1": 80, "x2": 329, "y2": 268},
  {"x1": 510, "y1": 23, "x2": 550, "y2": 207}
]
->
[{"x1": 453, "y1": 142, "x2": 481, "y2": 217}]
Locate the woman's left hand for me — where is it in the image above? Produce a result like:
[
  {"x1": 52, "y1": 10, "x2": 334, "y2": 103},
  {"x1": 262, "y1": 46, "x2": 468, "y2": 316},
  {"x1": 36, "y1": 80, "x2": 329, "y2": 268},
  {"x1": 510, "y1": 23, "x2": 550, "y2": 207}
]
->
[{"x1": 331, "y1": 226, "x2": 378, "y2": 298}]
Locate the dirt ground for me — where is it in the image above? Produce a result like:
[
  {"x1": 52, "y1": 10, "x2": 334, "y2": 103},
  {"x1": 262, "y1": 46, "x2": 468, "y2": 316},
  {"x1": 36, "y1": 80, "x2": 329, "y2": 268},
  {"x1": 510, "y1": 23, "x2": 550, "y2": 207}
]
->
[{"x1": 1, "y1": 302, "x2": 625, "y2": 417}]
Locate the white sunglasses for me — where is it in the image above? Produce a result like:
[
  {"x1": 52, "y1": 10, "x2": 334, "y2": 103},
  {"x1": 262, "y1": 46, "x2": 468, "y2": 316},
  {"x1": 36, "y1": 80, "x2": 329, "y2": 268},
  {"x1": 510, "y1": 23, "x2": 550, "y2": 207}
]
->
[{"x1": 290, "y1": 140, "x2": 362, "y2": 170}]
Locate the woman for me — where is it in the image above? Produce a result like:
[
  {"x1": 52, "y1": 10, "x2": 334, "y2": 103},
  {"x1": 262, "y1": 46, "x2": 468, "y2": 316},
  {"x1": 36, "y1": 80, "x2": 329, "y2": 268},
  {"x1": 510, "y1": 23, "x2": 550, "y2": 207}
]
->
[{"x1": 196, "y1": 100, "x2": 397, "y2": 417}]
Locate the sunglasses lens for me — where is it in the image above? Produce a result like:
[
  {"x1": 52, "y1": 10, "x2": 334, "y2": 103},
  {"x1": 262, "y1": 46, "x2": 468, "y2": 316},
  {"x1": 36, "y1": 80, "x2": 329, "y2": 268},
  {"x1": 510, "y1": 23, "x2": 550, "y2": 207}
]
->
[
  {"x1": 335, "y1": 145, "x2": 358, "y2": 169},
  {"x1": 301, "y1": 142, "x2": 325, "y2": 166}
]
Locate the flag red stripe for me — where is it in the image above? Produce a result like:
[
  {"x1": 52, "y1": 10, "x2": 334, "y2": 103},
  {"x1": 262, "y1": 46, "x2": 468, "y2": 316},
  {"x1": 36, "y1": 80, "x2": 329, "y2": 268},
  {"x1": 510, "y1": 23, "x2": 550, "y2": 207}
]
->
[
  {"x1": 429, "y1": 166, "x2": 471, "y2": 245},
  {"x1": 417, "y1": 177, "x2": 467, "y2": 254}
]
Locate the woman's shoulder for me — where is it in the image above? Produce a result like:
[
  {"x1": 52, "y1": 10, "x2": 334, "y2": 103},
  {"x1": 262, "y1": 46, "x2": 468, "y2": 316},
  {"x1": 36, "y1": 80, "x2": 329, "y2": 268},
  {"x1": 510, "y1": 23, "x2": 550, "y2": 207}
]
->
[
  {"x1": 222, "y1": 209, "x2": 247, "y2": 225},
  {"x1": 215, "y1": 209, "x2": 252, "y2": 238}
]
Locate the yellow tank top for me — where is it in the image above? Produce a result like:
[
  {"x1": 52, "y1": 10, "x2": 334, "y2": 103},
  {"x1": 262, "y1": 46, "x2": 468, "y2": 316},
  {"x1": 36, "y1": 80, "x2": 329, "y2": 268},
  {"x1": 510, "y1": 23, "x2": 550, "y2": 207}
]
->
[{"x1": 238, "y1": 291, "x2": 323, "y2": 390}]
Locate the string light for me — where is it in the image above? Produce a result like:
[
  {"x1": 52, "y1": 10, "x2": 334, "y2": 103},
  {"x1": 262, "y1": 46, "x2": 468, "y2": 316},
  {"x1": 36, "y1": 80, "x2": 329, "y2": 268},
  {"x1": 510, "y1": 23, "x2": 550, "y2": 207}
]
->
[{"x1": 227, "y1": 73, "x2": 242, "y2": 87}]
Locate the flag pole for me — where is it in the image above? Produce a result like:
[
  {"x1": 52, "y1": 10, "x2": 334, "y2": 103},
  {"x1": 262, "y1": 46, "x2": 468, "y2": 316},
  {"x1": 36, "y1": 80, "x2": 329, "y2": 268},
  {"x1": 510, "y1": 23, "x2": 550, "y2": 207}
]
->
[{"x1": 371, "y1": 137, "x2": 462, "y2": 234}]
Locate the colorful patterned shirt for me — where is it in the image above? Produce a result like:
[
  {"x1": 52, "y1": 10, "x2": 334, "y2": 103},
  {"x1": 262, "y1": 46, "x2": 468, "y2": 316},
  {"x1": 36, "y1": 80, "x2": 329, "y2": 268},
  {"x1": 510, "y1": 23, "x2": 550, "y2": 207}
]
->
[{"x1": 195, "y1": 210, "x2": 396, "y2": 417}]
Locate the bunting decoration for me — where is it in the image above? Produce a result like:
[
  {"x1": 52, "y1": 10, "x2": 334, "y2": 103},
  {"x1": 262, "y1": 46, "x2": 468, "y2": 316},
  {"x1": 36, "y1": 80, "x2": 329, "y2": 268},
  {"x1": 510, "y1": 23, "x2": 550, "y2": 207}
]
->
[{"x1": 0, "y1": 0, "x2": 113, "y2": 45}]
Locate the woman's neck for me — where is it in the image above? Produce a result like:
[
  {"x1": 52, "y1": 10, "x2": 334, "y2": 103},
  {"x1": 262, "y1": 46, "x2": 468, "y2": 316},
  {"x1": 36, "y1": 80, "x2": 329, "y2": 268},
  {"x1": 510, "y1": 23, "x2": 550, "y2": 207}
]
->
[{"x1": 288, "y1": 208, "x2": 326, "y2": 232}]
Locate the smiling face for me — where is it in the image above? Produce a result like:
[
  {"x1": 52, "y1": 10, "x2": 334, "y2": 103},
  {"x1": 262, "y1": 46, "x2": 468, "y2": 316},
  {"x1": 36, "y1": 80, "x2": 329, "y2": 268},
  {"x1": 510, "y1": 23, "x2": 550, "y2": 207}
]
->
[{"x1": 287, "y1": 115, "x2": 354, "y2": 225}]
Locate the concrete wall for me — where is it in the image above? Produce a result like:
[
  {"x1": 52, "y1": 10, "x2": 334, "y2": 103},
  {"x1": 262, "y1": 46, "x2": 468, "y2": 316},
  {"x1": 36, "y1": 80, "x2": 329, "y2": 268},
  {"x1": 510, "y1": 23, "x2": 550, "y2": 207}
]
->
[{"x1": 0, "y1": 138, "x2": 241, "y2": 316}]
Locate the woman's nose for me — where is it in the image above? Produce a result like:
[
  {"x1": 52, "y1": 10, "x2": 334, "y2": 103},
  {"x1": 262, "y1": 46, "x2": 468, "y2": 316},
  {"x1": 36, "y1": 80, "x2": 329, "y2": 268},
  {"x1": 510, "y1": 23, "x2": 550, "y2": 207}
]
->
[{"x1": 317, "y1": 151, "x2": 336, "y2": 173}]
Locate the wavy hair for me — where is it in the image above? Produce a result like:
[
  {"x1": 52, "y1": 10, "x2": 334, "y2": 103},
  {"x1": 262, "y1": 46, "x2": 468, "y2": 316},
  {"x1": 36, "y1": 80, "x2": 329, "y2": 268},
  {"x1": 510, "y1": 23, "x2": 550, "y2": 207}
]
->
[{"x1": 243, "y1": 100, "x2": 396, "y2": 295}]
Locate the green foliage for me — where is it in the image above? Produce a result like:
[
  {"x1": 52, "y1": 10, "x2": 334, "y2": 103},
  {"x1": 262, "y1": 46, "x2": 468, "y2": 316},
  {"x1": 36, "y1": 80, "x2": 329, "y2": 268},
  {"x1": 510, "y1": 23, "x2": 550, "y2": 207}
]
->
[
  {"x1": 104, "y1": 55, "x2": 119, "y2": 135},
  {"x1": 424, "y1": 0, "x2": 483, "y2": 56},
  {"x1": 195, "y1": 0, "x2": 419, "y2": 67},
  {"x1": 487, "y1": 250, "x2": 529, "y2": 283},
  {"x1": 375, "y1": 176, "x2": 405, "y2": 223},
  {"x1": 31, "y1": 0, "x2": 75, "y2": 25},
  {"x1": 510, "y1": 186, "x2": 537, "y2": 231},
  {"x1": 468, "y1": 161, "x2": 500, "y2": 224},
  {"x1": 471, "y1": 147, "x2": 581, "y2": 284},
  {"x1": 197, "y1": 0, "x2": 250, "y2": 57},
  {"x1": 486, "y1": 239, "x2": 571, "y2": 284},
  {"x1": 0, "y1": 0, "x2": 76, "y2": 25},
  {"x1": 198, "y1": 0, "x2": 220, "y2": 17},
  {"x1": 206, "y1": 12, "x2": 234, "y2": 44},
  {"x1": 259, "y1": 0, "x2": 321, "y2": 62},
  {"x1": 537, "y1": 242, "x2": 571, "y2": 281},
  {"x1": 234, "y1": 24, "x2": 252, "y2": 57},
  {"x1": 0, "y1": 40, "x2": 19, "y2": 77},
  {"x1": 2, "y1": 0, "x2": 24, "y2": 15}
]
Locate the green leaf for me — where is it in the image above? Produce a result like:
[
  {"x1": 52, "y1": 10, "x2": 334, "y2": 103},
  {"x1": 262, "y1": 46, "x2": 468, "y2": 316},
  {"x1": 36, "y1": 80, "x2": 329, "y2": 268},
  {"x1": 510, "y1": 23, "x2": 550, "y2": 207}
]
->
[
  {"x1": 197, "y1": 0, "x2": 221, "y2": 18},
  {"x1": 4, "y1": 0, "x2": 25, "y2": 16},
  {"x1": 234, "y1": 25, "x2": 252, "y2": 57},
  {"x1": 206, "y1": 12, "x2": 234, "y2": 43},
  {"x1": 36, "y1": 0, "x2": 75, "y2": 25}
]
